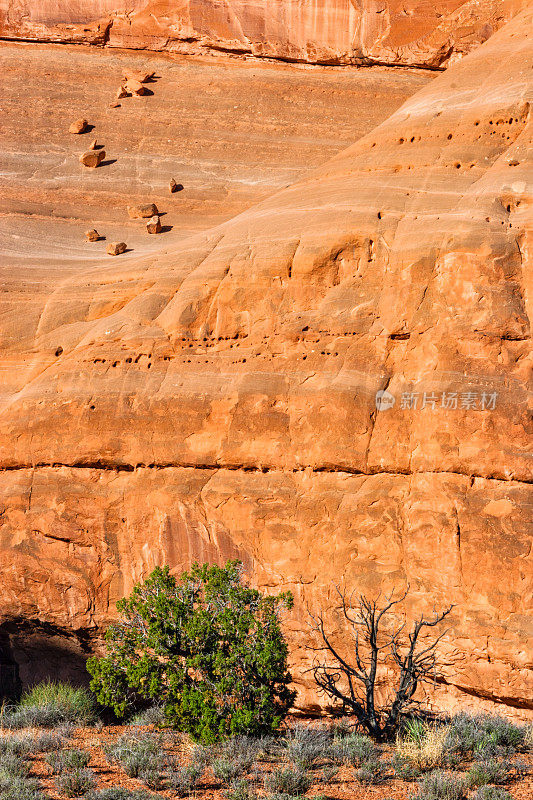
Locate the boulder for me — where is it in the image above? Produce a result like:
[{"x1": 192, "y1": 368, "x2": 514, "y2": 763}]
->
[
  {"x1": 79, "y1": 149, "x2": 106, "y2": 168},
  {"x1": 123, "y1": 69, "x2": 155, "y2": 83},
  {"x1": 124, "y1": 79, "x2": 147, "y2": 96},
  {"x1": 84, "y1": 229, "x2": 100, "y2": 242},
  {"x1": 146, "y1": 215, "x2": 162, "y2": 234},
  {"x1": 69, "y1": 118, "x2": 88, "y2": 134},
  {"x1": 106, "y1": 241, "x2": 127, "y2": 256},
  {"x1": 127, "y1": 203, "x2": 158, "y2": 219}
]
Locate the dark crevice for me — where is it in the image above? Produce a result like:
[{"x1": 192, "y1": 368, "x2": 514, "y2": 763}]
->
[{"x1": 0, "y1": 461, "x2": 529, "y2": 485}]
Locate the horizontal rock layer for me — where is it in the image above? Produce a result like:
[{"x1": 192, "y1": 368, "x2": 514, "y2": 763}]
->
[
  {"x1": 0, "y1": 0, "x2": 529, "y2": 68},
  {"x1": 0, "y1": 11, "x2": 531, "y2": 713}
]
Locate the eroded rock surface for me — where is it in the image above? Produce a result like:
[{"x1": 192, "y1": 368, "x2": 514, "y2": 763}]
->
[
  {"x1": 0, "y1": 13, "x2": 531, "y2": 714},
  {"x1": 0, "y1": 0, "x2": 529, "y2": 68}
]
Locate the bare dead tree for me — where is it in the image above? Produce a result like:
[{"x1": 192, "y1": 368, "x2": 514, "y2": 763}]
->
[{"x1": 308, "y1": 587, "x2": 453, "y2": 741}]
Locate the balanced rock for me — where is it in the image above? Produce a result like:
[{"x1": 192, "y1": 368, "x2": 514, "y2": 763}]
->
[
  {"x1": 69, "y1": 118, "x2": 88, "y2": 134},
  {"x1": 84, "y1": 229, "x2": 100, "y2": 242},
  {"x1": 79, "y1": 149, "x2": 106, "y2": 168},
  {"x1": 106, "y1": 242, "x2": 127, "y2": 256},
  {"x1": 127, "y1": 203, "x2": 158, "y2": 219},
  {"x1": 146, "y1": 215, "x2": 162, "y2": 234}
]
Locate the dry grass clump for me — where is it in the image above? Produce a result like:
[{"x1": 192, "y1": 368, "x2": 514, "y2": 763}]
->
[{"x1": 396, "y1": 721, "x2": 449, "y2": 771}]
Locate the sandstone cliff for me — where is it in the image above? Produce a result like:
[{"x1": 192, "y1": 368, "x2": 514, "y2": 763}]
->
[
  {"x1": 0, "y1": 11, "x2": 531, "y2": 713},
  {"x1": 0, "y1": 0, "x2": 529, "y2": 68}
]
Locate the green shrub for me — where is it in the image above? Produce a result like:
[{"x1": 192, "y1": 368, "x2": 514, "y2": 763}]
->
[
  {"x1": 104, "y1": 734, "x2": 165, "y2": 777},
  {"x1": 264, "y1": 766, "x2": 312, "y2": 795},
  {"x1": 466, "y1": 759, "x2": 512, "y2": 787},
  {"x1": 88, "y1": 561, "x2": 295, "y2": 743},
  {"x1": 411, "y1": 771, "x2": 466, "y2": 800},
  {"x1": 56, "y1": 768, "x2": 95, "y2": 797},
  {"x1": 46, "y1": 749, "x2": 90, "y2": 774},
  {"x1": 19, "y1": 681, "x2": 95, "y2": 726}
]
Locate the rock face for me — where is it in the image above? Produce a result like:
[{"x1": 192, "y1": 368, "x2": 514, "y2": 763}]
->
[
  {"x1": 0, "y1": 12, "x2": 532, "y2": 715},
  {"x1": 0, "y1": 0, "x2": 529, "y2": 68}
]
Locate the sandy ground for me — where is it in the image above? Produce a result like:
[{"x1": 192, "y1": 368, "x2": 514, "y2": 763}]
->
[{"x1": 24, "y1": 723, "x2": 533, "y2": 800}]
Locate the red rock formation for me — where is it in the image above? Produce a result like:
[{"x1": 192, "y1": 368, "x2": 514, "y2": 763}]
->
[
  {"x1": 0, "y1": 0, "x2": 529, "y2": 68},
  {"x1": 0, "y1": 11, "x2": 531, "y2": 714}
]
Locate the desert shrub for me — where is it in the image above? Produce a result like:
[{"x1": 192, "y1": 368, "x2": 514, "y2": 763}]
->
[
  {"x1": 0, "y1": 735, "x2": 32, "y2": 756},
  {"x1": 88, "y1": 561, "x2": 295, "y2": 743},
  {"x1": 347, "y1": 734, "x2": 379, "y2": 767},
  {"x1": 46, "y1": 748, "x2": 90, "y2": 774},
  {"x1": 444, "y1": 714, "x2": 524, "y2": 758},
  {"x1": 284, "y1": 725, "x2": 330, "y2": 768},
  {"x1": 18, "y1": 681, "x2": 95, "y2": 727},
  {"x1": 392, "y1": 753, "x2": 422, "y2": 780},
  {"x1": 396, "y1": 720, "x2": 448, "y2": 771},
  {"x1": 466, "y1": 759, "x2": 512, "y2": 787},
  {"x1": 129, "y1": 706, "x2": 166, "y2": 727},
  {"x1": 328, "y1": 733, "x2": 377, "y2": 766},
  {"x1": 223, "y1": 779, "x2": 257, "y2": 800},
  {"x1": 104, "y1": 734, "x2": 166, "y2": 777},
  {"x1": 471, "y1": 789, "x2": 514, "y2": 800},
  {"x1": 264, "y1": 765, "x2": 312, "y2": 795},
  {"x1": 213, "y1": 755, "x2": 250, "y2": 784},
  {"x1": 524, "y1": 723, "x2": 533, "y2": 750},
  {"x1": 87, "y1": 791, "x2": 156, "y2": 800},
  {"x1": 221, "y1": 735, "x2": 263, "y2": 763},
  {"x1": 0, "y1": 774, "x2": 44, "y2": 800},
  {"x1": 411, "y1": 771, "x2": 466, "y2": 800},
  {"x1": 354, "y1": 758, "x2": 386, "y2": 784},
  {"x1": 319, "y1": 764, "x2": 339, "y2": 783},
  {"x1": 0, "y1": 751, "x2": 28, "y2": 777},
  {"x1": 189, "y1": 743, "x2": 213, "y2": 769},
  {"x1": 33, "y1": 731, "x2": 65, "y2": 752},
  {"x1": 139, "y1": 768, "x2": 165, "y2": 790},
  {"x1": 56, "y1": 768, "x2": 95, "y2": 797},
  {"x1": 167, "y1": 764, "x2": 202, "y2": 796}
]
